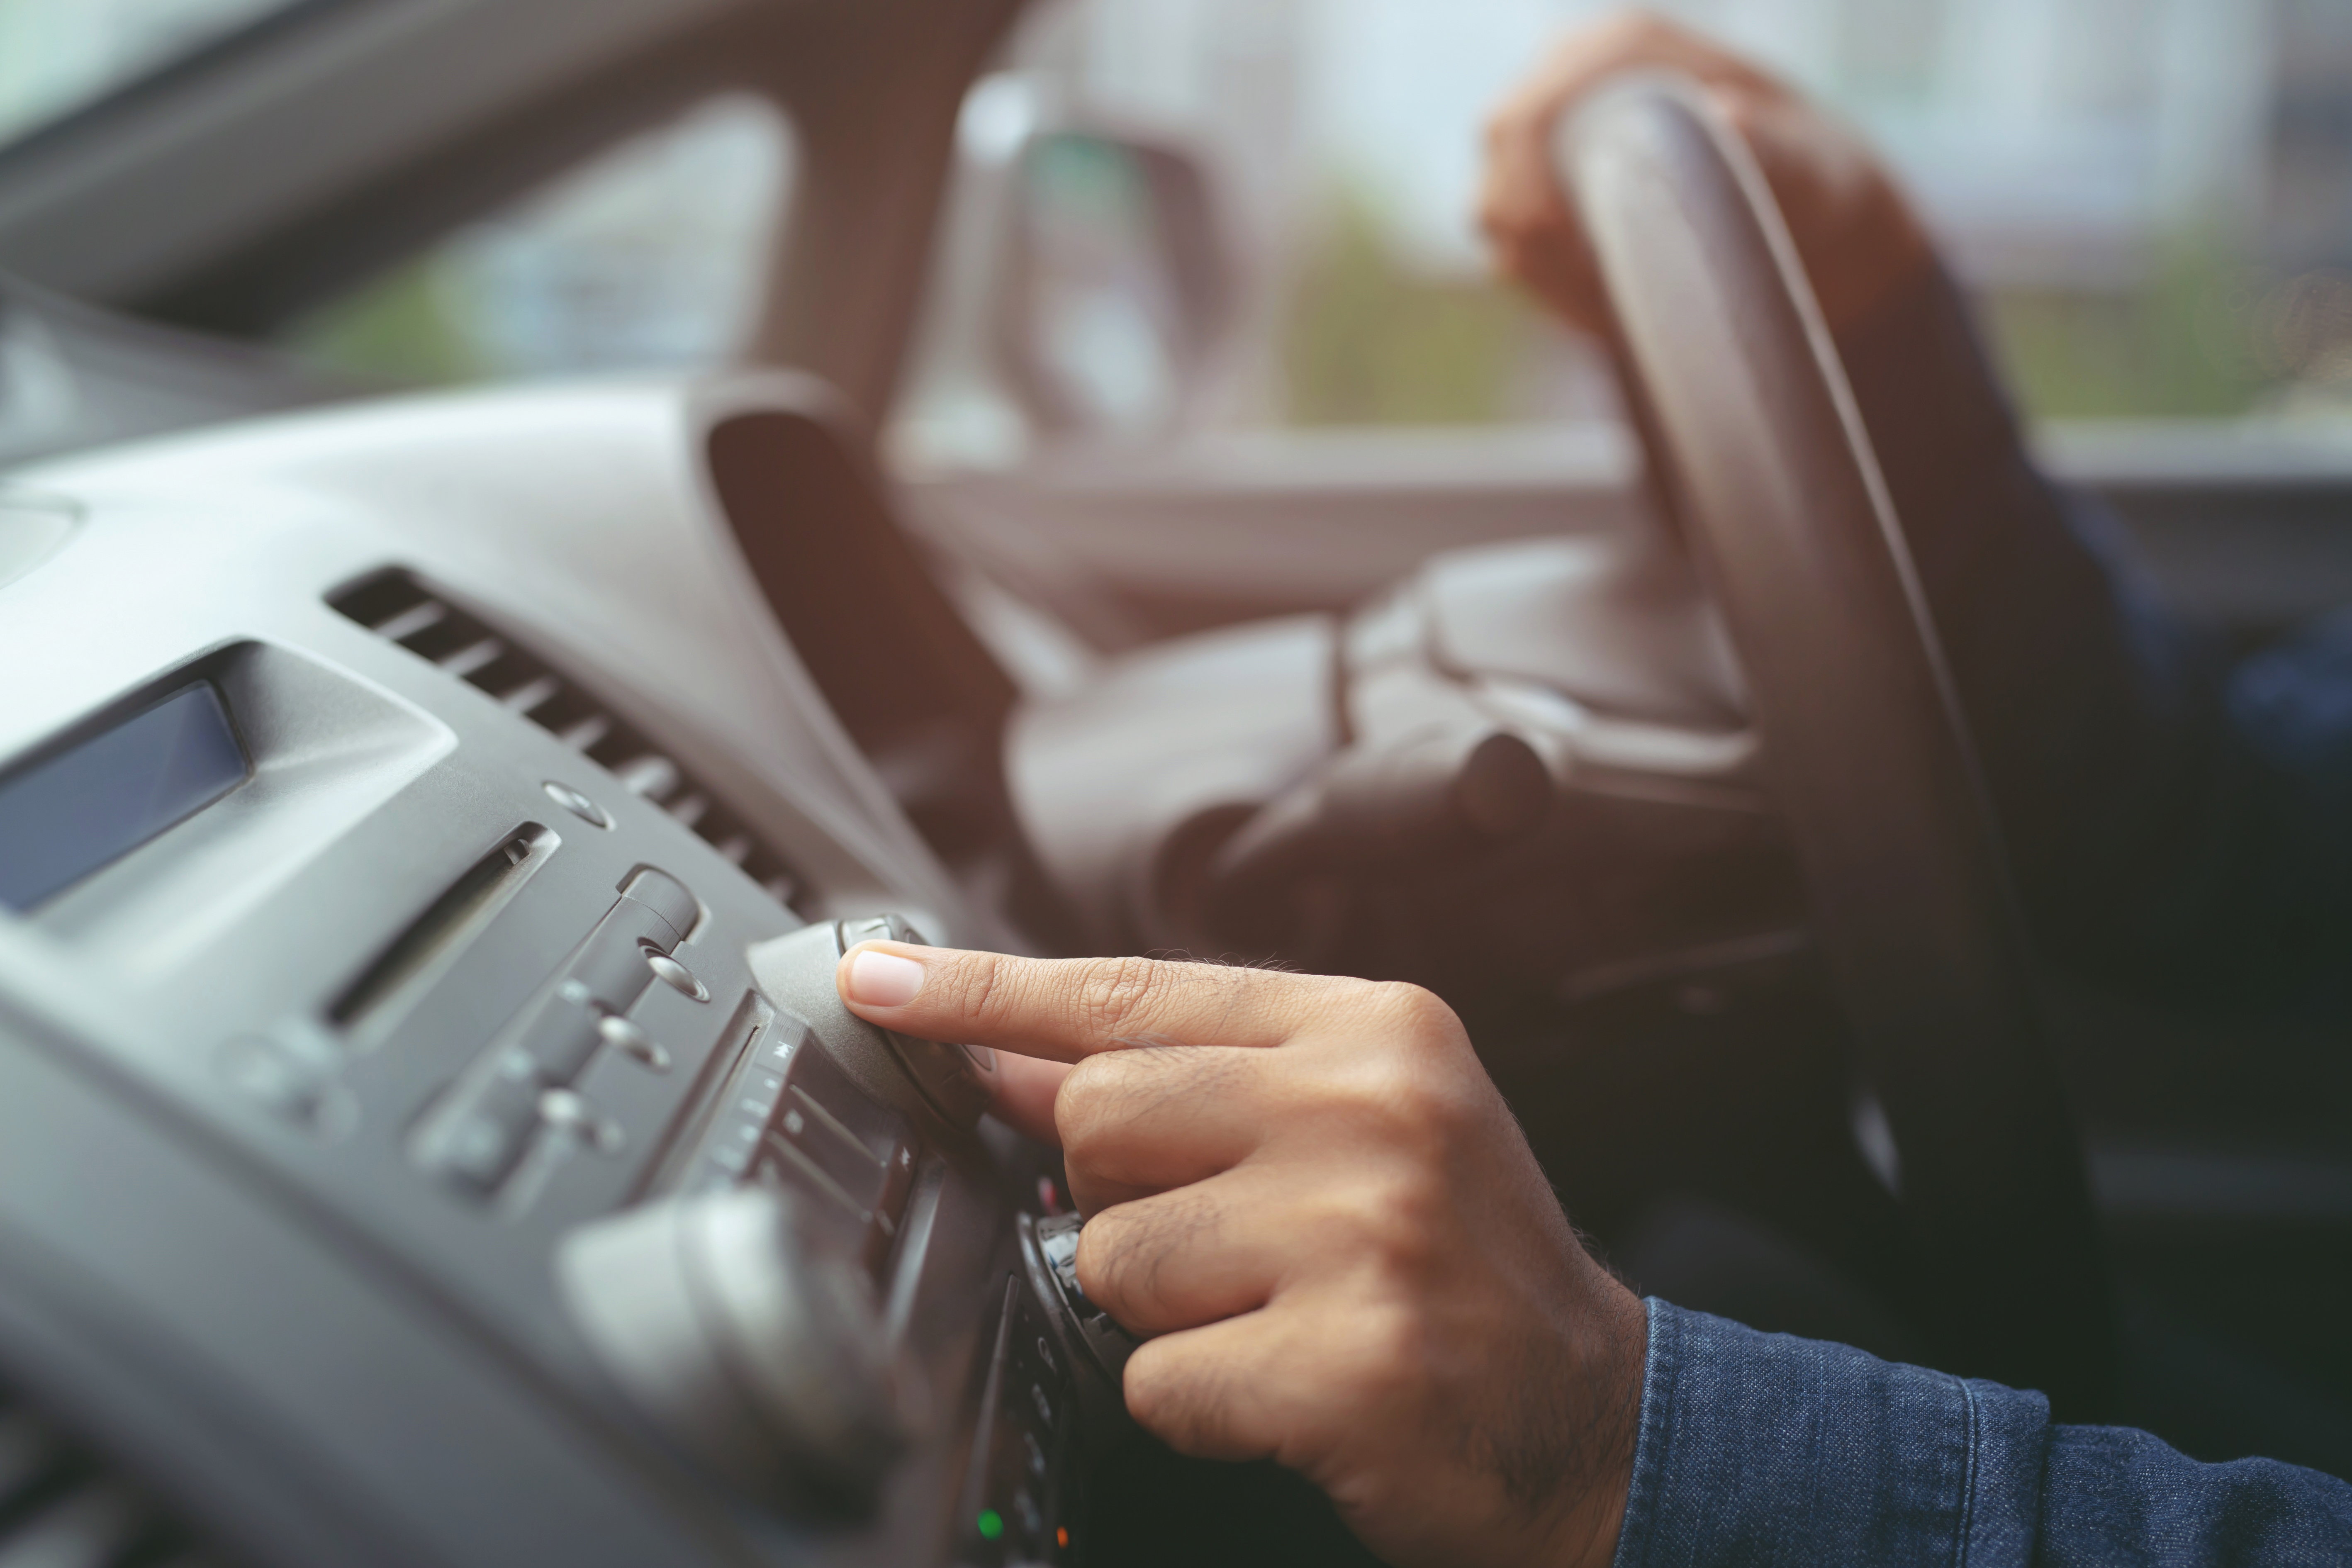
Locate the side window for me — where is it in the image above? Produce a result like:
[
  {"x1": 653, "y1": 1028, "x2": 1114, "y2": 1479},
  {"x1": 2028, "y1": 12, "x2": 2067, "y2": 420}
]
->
[{"x1": 284, "y1": 95, "x2": 793, "y2": 386}]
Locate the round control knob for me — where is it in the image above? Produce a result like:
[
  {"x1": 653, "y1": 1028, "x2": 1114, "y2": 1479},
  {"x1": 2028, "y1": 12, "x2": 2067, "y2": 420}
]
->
[
  {"x1": 833, "y1": 915, "x2": 998, "y2": 1125},
  {"x1": 742, "y1": 915, "x2": 999, "y2": 1130},
  {"x1": 557, "y1": 1186, "x2": 910, "y2": 1508}
]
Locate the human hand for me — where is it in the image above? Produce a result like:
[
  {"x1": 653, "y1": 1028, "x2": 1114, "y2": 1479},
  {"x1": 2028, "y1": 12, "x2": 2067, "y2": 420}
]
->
[
  {"x1": 837, "y1": 944, "x2": 1646, "y2": 1568},
  {"x1": 1478, "y1": 10, "x2": 1932, "y2": 335}
]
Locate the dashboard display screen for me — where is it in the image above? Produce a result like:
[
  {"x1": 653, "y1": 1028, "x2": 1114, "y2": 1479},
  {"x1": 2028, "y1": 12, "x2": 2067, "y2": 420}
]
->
[{"x1": 0, "y1": 682, "x2": 250, "y2": 911}]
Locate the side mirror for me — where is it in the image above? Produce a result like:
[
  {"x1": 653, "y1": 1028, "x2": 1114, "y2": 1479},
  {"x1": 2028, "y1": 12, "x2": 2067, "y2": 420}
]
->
[{"x1": 993, "y1": 129, "x2": 1233, "y2": 440}]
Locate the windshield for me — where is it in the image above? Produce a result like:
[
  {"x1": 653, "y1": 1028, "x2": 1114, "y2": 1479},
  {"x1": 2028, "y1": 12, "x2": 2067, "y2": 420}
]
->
[
  {"x1": 0, "y1": 0, "x2": 299, "y2": 149},
  {"x1": 934, "y1": 0, "x2": 2352, "y2": 431}
]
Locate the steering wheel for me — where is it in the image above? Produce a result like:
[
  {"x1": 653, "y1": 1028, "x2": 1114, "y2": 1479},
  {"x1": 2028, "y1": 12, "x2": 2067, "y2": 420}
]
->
[{"x1": 1554, "y1": 77, "x2": 2116, "y2": 1416}]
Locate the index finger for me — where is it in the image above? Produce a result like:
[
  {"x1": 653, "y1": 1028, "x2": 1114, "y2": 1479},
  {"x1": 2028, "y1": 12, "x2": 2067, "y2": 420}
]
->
[{"x1": 834, "y1": 944, "x2": 1343, "y2": 1064}]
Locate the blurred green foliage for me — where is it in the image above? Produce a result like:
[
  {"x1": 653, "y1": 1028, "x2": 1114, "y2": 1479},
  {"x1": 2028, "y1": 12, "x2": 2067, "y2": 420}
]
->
[
  {"x1": 287, "y1": 260, "x2": 483, "y2": 387},
  {"x1": 1280, "y1": 193, "x2": 2329, "y2": 426},
  {"x1": 1281, "y1": 195, "x2": 1552, "y2": 426},
  {"x1": 288, "y1": 178, "x2": 2336, "y2": 429},
  {"x1": 1980, "y1": 238, "x2": 2277, "y2": 420}
]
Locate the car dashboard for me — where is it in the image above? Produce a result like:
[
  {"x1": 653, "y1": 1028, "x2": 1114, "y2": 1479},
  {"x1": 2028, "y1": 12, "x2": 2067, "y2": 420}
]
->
[{"x1": 0, "y1": 373, "x2": 1084, "y2": 1568}]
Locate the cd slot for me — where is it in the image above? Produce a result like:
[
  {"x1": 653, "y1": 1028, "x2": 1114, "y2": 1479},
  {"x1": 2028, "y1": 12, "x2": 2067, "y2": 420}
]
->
[{"x1": 331, "y1": 823, "x2": 560, "y2": 1031}]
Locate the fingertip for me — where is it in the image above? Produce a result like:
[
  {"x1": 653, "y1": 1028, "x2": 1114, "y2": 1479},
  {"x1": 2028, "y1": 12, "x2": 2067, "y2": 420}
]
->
[{"x1": 837, "y1": 940, "x2": 928, "y2": 1011}]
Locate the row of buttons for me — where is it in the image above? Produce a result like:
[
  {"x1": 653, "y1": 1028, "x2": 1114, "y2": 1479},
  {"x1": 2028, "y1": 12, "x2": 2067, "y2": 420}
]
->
[
  {"x1": 1034, "y1": 1214, "x2": 1141, "y2": 1385},
  {"x1": 964, "y1": 1278, "x2": 1076, "y2": 1567},
  {"x1": 687, "y1": 1014, "x2": 919, "y2": 1275},
  {"x1": 415, "y1": 867, "x2": 708, "y2": 1197}
]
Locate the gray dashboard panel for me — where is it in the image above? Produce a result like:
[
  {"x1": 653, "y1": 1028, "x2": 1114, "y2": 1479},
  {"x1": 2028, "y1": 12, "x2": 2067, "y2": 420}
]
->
[{"x1": 0, "y1": 373, "x2": 1046, "y2": 1567}]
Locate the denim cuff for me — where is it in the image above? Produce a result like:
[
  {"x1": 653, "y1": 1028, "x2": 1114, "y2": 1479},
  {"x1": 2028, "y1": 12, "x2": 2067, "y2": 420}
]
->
[{"x1": 1610, "y1": 1299, "x2": 2051, "y2": 1568}]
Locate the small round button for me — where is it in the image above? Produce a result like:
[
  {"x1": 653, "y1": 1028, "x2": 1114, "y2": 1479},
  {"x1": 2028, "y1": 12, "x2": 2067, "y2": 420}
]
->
[
  {"x1": 643, "y1": 949, "x2": 709, "y2": 1002},
  {"x1": 216, "y1": 1036, "x2": 356, "y2": 1142},
  {"x1": 543, "y1": 781, "x2": 611, "y2": 829},
  {"x1": 539, "y1": 1088, "x2": 624, "y2": 1152},
  {"x1": 597, "y1": 1013, "x2": 672, "y2": 1071}
]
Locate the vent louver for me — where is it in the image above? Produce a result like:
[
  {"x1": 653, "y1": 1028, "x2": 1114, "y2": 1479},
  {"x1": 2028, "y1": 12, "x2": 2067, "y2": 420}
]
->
[
  {"x1": 332, "y1": 572, "x2": 813, "y2": 915},
  {"x1": 0, "y1": 1385, "x2": 234, "y2": 1567}
]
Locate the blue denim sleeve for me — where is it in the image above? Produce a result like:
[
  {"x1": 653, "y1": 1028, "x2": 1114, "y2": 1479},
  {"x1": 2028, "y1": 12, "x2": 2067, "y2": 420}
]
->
[{"x1": 1612, "y1": 1300, "x2": 2352, "y2": 1567}]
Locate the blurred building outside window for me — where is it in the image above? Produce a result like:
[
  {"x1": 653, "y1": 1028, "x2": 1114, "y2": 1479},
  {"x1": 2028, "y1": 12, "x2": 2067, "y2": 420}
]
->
[
  {"x1": 0, "y1": 0, "x2": 288, "y2": 147},
  {"x1": 908, "y1": 0, "x2": 2352, "y2": 443}
]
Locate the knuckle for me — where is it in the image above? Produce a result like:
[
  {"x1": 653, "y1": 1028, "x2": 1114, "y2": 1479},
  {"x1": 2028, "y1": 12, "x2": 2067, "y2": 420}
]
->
[
  {"x1": 1283, "y1": 1304, "x2": 1419, "y2": 1427},
  {"x1": 1073, "y1": 1208, "x2": 1133, "y2": 1302},
  {"x1": 1122, "y1": 1340, "x2": 1224, "y2": 1450},
  {"x1": 1104, "y1": 1193, "x2": 1210, "y2": 1295},
  {"x1": 1120, "y1": 1341, "x2": 1181, "y2": 1427},
  {"x1": 1485, "y1": 101, "x2": 1534, "y2": 148},
  {"x1": 1053, "y1": 1054, "x2": 1125, "y2": 1154},
  {"x1": 1372, "y1": 981, "x2": 1463, "y2": 1044},
  {"x1": 1366, "y1": 1176, "x2": 1449, "y2": 1272},
  {"x1": 1071, "y1": 954, "x2": 1165, "y2": 1041},
  {"x1": 1351, "y1": 1308, "x2": 1428, "y2": 1402},
  {"x1": 1313, "y1": 1175, "x2": 1443, "y2": 1280},
  {"x1": 1349, "y1": 1300, "x2": 1423, "y2": 1374}
]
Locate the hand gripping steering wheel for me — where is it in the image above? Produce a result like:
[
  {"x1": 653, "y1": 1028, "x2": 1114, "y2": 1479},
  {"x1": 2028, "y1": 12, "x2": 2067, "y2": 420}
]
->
[{"x1": 1555, "y1": 77, "x2": 2116, "y2": 1415}]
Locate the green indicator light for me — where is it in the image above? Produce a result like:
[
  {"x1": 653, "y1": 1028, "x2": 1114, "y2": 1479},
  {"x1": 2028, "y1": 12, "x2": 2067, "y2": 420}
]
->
[{"x1": 976, "y1": 1510, "x2": 1005, "y2": 1541}]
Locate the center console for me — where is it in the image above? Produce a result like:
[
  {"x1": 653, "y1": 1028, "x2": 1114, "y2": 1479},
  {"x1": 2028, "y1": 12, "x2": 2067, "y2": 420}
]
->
[{"x1": 0, "y1": 375, "x2": 1123, "y2": 1568}]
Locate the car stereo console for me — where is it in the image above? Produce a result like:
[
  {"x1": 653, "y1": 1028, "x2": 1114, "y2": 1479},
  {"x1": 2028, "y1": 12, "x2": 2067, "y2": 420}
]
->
[{"x1": 0, "y1": 377, "x2": 1117, "y2": 1568}]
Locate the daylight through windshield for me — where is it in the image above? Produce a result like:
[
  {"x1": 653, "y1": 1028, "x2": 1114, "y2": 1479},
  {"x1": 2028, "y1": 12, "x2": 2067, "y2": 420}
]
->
[{"x1": 0, "y1": 0, "x2": 297, "y2": 149}]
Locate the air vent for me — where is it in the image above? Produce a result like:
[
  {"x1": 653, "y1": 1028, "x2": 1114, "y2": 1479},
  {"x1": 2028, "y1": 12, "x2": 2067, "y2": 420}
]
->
[
  {"x1": 332, "y1": 572, "x2": 813, "y2": 915},
  {"x1": 0, "y1": 1383, "x2": 235, "y2": 1567}
]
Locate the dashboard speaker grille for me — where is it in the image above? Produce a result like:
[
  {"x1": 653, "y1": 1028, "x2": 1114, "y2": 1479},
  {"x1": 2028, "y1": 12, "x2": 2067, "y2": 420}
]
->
[
  {"x1": 330, "y1": 571, "x2": 813, "y2": 915},
  {"x1": 0, "y1": 1385, "x2": 234, "y2": 1567}
]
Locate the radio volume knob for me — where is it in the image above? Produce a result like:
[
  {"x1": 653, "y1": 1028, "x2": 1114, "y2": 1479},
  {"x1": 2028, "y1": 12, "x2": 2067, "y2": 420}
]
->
[{"x1": 742, "y1": 916, "x2": 999, "y2": 1128}]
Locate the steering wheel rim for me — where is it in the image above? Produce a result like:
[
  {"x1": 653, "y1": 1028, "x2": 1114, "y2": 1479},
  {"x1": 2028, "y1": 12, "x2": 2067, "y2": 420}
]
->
[{"x1": 1555, "y1": 77, "x2": 2116, "y2": 1415}]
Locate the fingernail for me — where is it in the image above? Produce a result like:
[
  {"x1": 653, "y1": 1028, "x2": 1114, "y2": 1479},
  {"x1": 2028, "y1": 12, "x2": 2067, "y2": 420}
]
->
[{"x1": 845, "y1": 947, "x2": 927, "y2": 1008}]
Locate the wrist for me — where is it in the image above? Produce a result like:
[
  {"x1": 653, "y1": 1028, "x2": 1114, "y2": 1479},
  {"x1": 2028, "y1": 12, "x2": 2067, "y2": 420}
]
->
[{"x1": 1540, "y1": 1285, "x2": 1648, "y2": 1568}]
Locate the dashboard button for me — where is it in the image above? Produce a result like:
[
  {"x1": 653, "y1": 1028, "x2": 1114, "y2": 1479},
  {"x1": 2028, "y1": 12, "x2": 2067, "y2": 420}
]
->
[
  {"x1": 617, "y1": 867, "x2": 697, "y2": 947},
  {"x1": 771, "y1": 1091, "x2": 890, "y2": 1214},
  {"x1": 645, "y1": 949, "x2": 709, "y2": 1002},
  {"x1": 876, "y1": 1143, "x2": 917, "y2": 1227},
  {"x1": 596, "y1": 1013, "x2": 671, "y2": 1071},
  {"x1": 570, "y1": 904, "x2": 675, "y2": 1010},
  {"x1": 538, "y1": 1087, "x2": 623, "y2": 1152},
  {"x1": 519, "y1": 992, "x2": 606, "y2": 1080},
  {"x1": 216, "y1": 1034, "x2": 355, "y2": 1140},
  {"x1": 431, "y1": 1048, "x2": 542, "y2": 1192},
  {"x1": 786, "y1": 1040, "x2": 904, "y2": 1162},
  {"x1": 543, "y1": 781, "x2": 611, "y2": 829},
  {"x1": 1031, "y1": 1213, "x2": 1142, "y2": 1382}
]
